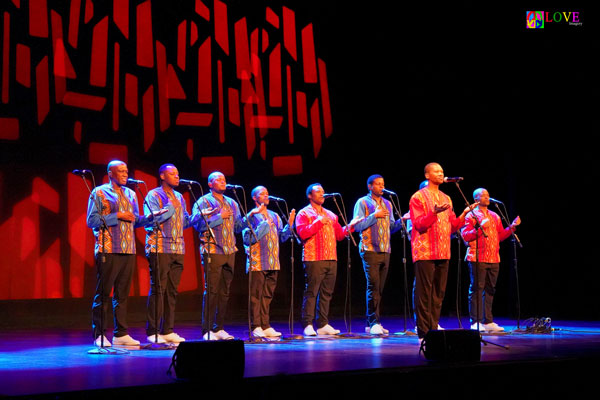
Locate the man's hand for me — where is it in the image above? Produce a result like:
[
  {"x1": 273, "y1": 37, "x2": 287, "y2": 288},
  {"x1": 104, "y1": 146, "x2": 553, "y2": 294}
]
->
[
  {"x1": 249, "y1": 203, "x2": 267, "y2": 218},
  {"x1": 288, "y1": 209, "x2": 296, "y2": 226},
  {"x1": 221, "y1": 207, "x2": 233, "y2": 219},
  {"x1": 434, "y1": 203, "x2": 451, "y2": 214},
  {"x1": 117, "y1": 211, "x2": 135, "y2": 222},
  {"x1": 373, "y1": 204, "x2": 389, "y2": 218},
  {"x1": 511, "y1": 216, "x2": 521, "y2": 229}
]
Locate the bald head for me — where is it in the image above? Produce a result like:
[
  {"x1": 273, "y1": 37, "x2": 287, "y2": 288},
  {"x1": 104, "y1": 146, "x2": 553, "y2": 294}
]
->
[
  {"x1": 107, "y1": 160, "x2": 126, "y2": 173},
  {"x1": 107, "y1": 160, "x2": 128, "y2": 186}
]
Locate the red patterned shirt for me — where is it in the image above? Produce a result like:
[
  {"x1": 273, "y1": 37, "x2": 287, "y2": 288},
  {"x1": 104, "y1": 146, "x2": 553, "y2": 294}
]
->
[
  {"x1": 296, "y1": 204, "x2": 350, "y2": 262},
  {"x1": 461, "y1": 208, "x2": 513, "y2": 263},
  {"x1": 409, "y1": 187, "x2": 464, "y2": 262}
]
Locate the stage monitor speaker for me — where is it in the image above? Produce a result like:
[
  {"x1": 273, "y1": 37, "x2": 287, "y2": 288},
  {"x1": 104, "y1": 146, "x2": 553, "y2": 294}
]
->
[
  {"x1": 421, "y1": 329, "x2": 481, "y2": 362},
  {"x1": 169, "y1": 339, "x2": 245, "y2": 381}
]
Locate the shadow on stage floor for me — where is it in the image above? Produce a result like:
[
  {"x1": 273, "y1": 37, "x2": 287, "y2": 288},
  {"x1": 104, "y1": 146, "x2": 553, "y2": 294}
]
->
[{"x1": 1, "y1": 316, "x2": 599, "y2": 398}]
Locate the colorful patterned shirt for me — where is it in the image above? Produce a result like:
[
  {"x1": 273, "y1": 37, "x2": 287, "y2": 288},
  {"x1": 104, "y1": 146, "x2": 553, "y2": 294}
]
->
[
  {"x1": 353, "y1": 194, "x2": 403, "y2": 254},
  {"x1": 87, "y1": 183, "x2": 149, "y2": 255},
  {"x1": 296, "y1": 204, "x2": 350, "y2": 262},
  {"x1": 192, "y1": 192, "x2": 243, "y2": 255},
  {"x1": 461, "y1": 207, "x2": 513, "y2": 263},
  {"x1": 243, "y1": 210, "x2": 292, "y2": 272},
  {"x1": 144, "y1": 187, "x2": 196, "y2": 256},
  {"x1": 409, "y1": 187, "x2": 464, "y2": 262}
]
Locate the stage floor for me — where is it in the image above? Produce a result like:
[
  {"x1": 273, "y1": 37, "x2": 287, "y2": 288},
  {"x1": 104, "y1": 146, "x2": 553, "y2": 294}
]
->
[{"x1": 2, "y1": 316, "x2": 600, "y2": 398}]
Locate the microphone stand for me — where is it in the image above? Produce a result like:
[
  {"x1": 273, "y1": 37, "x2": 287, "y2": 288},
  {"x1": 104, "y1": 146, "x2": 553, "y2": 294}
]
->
[
  {"x1": 493, "y1": 201, "x2": 523, "y2": 329},
  {"x1": 452, "y1": 182, "x2": 508, "y2": 350},
  {"x1": 133, "y1": 182, "x2": 172, "y2": 350},
  {"x1": 228, "y1": 186, "x2": 262, "y2": 342},
  {"x1": 330, "y1": 194, "x2": 358, "y2": 338},
  {"x1": 82, "y1": 172, "x2": 127, "y2": 355},
  {"x1": 385, "y1": 191, "x2": 416, "y2": 336},
  {"x1": 273, "y1": 198, "x2": 303, "y2": 340},
  {"x1": 189, "y1": 182, "x2": 219, "y2": 341},
  {"x1": 454, "y1": 230, "x2": 464, "y2": 329}
]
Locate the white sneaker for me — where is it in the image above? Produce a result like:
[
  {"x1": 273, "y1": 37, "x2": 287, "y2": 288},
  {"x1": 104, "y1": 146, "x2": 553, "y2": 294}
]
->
[
  {"x1": 365, "y1": 325, "x2": 390, "y2": 335},
  {"x1": 471, "y1": 322, "x2": 485, "y2": 331},
  {"x1": 303, "y1": 325, "x2": 317, "y2": 336},
  {"x1": 483, "y1": 322, "x2": 505, "y2": 332},
  {"x1": 112, "y1": 334, "x2": 140, "y2": 346},
  {"x1": 94, "y1": 335, "x2": 111, "y2": 347},
  {"x1": 215, "y1": 329, "x2": 234, "y2": 340},
  {"x1": 369, "y1": 324, "x2": 385, "y2": 335},
  {"x1": 437, "y1": 324, "x2": 445, "y2": 330},
  {"x1": 203, "y1": 331, "x2": 219, "y2": 341},
  {"x1": 147, "y1": 334, "x2": 166, "y2": 344},
  {"x1": 262, "y1": 327, "x2": 282, "y2": 337},
  {"x1": 317, "y1": 324, "x2": 340, "y2": 335},
  {"x1": 161, "y1": 333, "x2": 186, "y2": 343},
  {"x1": 252, "y1": 327, "x2": 266, "y2": 337}
]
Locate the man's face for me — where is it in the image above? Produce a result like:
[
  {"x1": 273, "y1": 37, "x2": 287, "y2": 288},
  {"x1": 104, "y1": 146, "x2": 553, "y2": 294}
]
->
[
  {"x1": 308, "y1": 185, "x2": 325, "y2": 206},
  {"x1": 108, "y1": 163, "x2": 128, "y2": 186},
  {"x1": 254, "y1": 187, "x2": 270, "y2": 206},
  {"x1": 425, "y1": 163, "x2": 444, "y2": 185},
  {"x1": 475, "y1": 189, "x2": 490, "y2": 207},
  {"x1": 208, "y1": 173, "x2": 227, "y2": 193},
  {"x1": 369, "y1": 177, "x2": 385, "y2": 196},
  {"x1": 161, "y1": 166, "x2": 179, "y2": 188}
]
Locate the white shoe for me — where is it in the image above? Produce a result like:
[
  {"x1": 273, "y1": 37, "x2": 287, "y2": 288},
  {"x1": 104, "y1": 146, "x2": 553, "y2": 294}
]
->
[
  {"x1": 215, "y1": 329, "x2": 234, "y2": 340},
  {"x1": 252, "y1": 327, "x2": 266, "y2": 337},
  {"x1": 94, "y1": 335, "x2": 111, "y2": 347},
  {"x1": 317, "y1": 324, "x2": 340, "y2": 335},
  {"x1": 365, "y1": 325, "x2": 389, "y2": 335},
  {"x1": 112, "y1": 334, "x2": 140, "y2": 346},
  {"x1": 161, "y1": 333, "x2": 186, "y2": 343},
  {"x1": 471, "y1": 322, "x2": 485, "y2": 331},
  {"x1": 203, "y1": 331, "x2": 219, "y2": 341},
  {"x1": 262, "y1": 327, "x2": 282, "y2": 337},
  {"x1": 147, "y1": 334, "x2": 166, "y2": 344},
  {"x1": 369, "y1": 324, "x2": 385, "y2": 335},
  {"x1": 437, "y1": 324, "x2": 445, "y2": 330},
  {"x1": 303, "y1": 325, "x2": 317, "y2": 336},
  {"x1": 483, "y1": 322, "x2": 505, "y2": 332}
]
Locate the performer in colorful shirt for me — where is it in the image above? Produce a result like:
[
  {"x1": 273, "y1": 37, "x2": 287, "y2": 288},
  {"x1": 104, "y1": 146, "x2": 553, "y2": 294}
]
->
[
  {"x1": 87, "y1": 160, "x2": 165, "y2": 347},
  {"x1": 243, "y1": 186, "x2": 295, "y2": 338},
  {"x1": 296, "y1": 183, "x2": 362, "y2": 336},
  {"x1": 192, "y1": 171, "x2": 244, "y2": 340},
  {"x1": 144, "y1": 164, "x2": 213, "y2": 344},
  {"x1": 461, "y1": 188, "x2": 520, "y2": 332},
  {"x1": 409, "y1": 163, "x2": 471, "y2": 339},
  {"x1": 353, "y1": 174, "x2": 403, "y2": 335}
]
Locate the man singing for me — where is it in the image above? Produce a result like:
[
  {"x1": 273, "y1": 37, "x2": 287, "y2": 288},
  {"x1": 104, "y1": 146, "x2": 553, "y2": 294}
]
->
[
  {"x1": 461, "y1": 188, "x2": 520, "y2": 332},
  {"x1": 144, "y1": 164, "x2": 213, "y2": 344},
  {"x1": 296, "y1": 183, "x2": 361, "y2": 336},
  {"x1": 409, "y1": 163, "x2": 471, "y2": 339},
  {"x1": 353, "y1": 174, "x2": 403, "y2": 335},
  {"x1": 87, "y1": 160, "x2": 165, "y2": 347},
  {"x1": 243, "y1": 186, "x2": 295, "y2": 338},
  {"x1": 192, "y1": 172, "x2": 243, "y2": 340}
]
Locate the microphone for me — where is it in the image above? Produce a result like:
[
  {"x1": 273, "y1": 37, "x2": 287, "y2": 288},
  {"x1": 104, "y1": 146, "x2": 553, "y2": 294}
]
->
[
  {"x1": 489, "y1": 198, "x2": 504, "y2": 204},
  {"x1": 323, "y1": 193, "x2": 340, "y2": 199},
  {"x1": 226, "y1": 184, "x2": 243, "y2": 190},
  {"x1": 268, "y1": 196, "x2": 285, "y2": 202},
  {"x1": 443, "y1": 177, "x2": 464, "y2": 183},
  {"x1": 127, "y1": 178, "x2": 145, "y2": 184},
  {"x1": 382, "y1": 189, "x2": 397, "y2": 195},
  {"x1": 179, "y1": 179, "x2": 199, "y2": 185},
  {"x1": 71, "y1": 169, "x2": 90, "y2": 176}
]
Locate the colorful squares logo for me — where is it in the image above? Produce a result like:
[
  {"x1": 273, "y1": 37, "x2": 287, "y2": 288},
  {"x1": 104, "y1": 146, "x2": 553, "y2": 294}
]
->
[{"x1": 526, "y1": 11, "x2": 544, "y2": 29}]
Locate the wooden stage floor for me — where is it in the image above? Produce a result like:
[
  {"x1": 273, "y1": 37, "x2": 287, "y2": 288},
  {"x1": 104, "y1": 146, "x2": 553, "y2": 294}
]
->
[{"x1": 2, "y1": 316, "x2": 599, "y2": 398}]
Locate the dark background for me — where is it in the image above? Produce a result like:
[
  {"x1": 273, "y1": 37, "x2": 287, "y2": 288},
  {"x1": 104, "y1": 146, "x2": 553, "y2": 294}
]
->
[{"x1": 0, "y1": 1, "x2": 596, "y2": 327}]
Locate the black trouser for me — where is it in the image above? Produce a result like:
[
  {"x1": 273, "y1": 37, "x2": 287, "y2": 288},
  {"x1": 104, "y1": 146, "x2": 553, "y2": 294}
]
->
[
  {"x1": 302, "y1": 260, "x2": 337, "y2": 328},
  {"x1": 414, "y1": 259, "x2": 449, "y2": 338},
  {"x1": 468, "y1": 261, "x2": 500, "y2": 324},
  {"x1": 146, "y1": 253, "x2": 184, "y2": 336},
  {"x1": 202, "y1": 253, "x2": 235, "y2": 333},
  {"x1": 361, "y1": 251, "x2": 390, "y2": 327},
  {"x1": 249, "y1": 270, "x2": 279, "y2": 330},
  {"x1": 92, "y1": 253, "x2": 135, "y2": 338}
]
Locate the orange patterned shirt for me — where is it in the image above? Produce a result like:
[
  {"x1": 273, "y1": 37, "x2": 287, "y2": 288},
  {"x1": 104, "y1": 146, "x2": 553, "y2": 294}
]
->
[
  {"x1": 409, "y1": 187, "x2": 464, "y2": 262},
  {"x1": 296, "y1": 205, "x2": 350, "y2": 262}
]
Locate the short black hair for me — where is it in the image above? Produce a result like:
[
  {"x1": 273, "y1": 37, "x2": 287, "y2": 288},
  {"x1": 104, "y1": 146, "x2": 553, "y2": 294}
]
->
[
  {"x1": 306, "y1": 183, "x2": 322, "y2": 197},
  {"x1": 367, "y1": 174, "x2": 383, "y2": 187}
]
